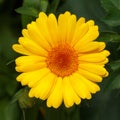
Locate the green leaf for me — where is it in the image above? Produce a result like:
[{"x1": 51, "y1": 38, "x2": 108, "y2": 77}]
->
[
  {"x1": 110, "y1": 68, "x2": 120, "y2": 89},
  {"x1": 11, "y1": 88, "x2": 24, "y2": 104},
  {"x1": 97, "y1": 32, "x2": 120, "y2": 42},
  {"x1": 104, "y1": 61, "x2": 120, "y2": 90},
  {"x1": 11, "y1": 87, "x2": 35, "y2": 109},
  {"x1": 100, "y1": 0, "x2": 114, "y2": 12},
  {"x1": 40, "y1": 0, "x2": 49, "y2": 12},
  {"x1": 15, "y1": 7, "x2": 39, "y2": 17},
  {"x1": 109, "y1": 60, "x2": 120, "y2": 71},
  {"x1": 97, "y1": 32, "x2": 120, "y2": 62},
  {"x1": 117, "y1": 45, "x2": 120, "y2": 50},
  {"x1": 22, "y1": 0, "x2": 41, "y2": 8},
  {"x1": 16, "y1": 0, "x2": 41, "y2": 16},
  {"x1": 16, "y1": 0, "x2": 42, "y2": 28},
  {"x1": 21, "y1": 15, "x2": 35, "y2": 28},
  {"x1": 110, "y1": 0, "x2": 120, "y2": 10},
  {"x1": 18, "y1": 89, "x2": 35, "y2": 109},
  {"x1": 47, "y1": 0, "x2": 60, "y2": 13},
  {"x1": 100, "y1": 0, "x2": 120, "y2": 26},
  {"x1": 103, "y1": 15, "x2": 120, "y2": 27}
]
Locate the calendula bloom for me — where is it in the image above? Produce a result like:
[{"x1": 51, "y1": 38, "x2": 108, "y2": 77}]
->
[{"x1": 12, "y1": 11, "x2": 110, "y2": 108}]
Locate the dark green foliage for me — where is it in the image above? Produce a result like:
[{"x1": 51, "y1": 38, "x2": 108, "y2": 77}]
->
[{"x1": 0, "y1": 0, "x2": 120, "y2": 120}]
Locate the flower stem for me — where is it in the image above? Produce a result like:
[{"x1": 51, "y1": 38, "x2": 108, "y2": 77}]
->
[{"x1": 22, "y1": 109, "x2": 26, "y2": 120}]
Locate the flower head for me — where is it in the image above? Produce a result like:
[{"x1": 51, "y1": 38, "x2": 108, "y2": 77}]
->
[{"x1": 12, "y1": 11, "x2": 110, "y2": 108}]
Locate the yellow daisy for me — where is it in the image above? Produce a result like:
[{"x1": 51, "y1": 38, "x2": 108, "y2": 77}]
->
[{"x1": 12, "y1": 11, "x2": 110, "y2": 108}]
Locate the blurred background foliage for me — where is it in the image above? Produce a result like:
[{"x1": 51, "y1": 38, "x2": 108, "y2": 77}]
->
[{"x1": 0, "y1": 0, "x2": 120, "y2": 120}]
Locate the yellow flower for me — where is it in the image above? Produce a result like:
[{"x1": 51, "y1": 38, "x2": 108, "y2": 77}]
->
[{"x1": 12, "y1": 11, "x2": 110, "y2": 108}]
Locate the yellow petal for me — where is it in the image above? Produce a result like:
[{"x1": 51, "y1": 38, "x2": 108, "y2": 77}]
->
[
  {"x1": 12, "y1": 44, "x2": 33, "y2": 55},
  {"x1": 38, "y1": 12, "x2": 47, "y2": 19},
  {"x1": 77, "y1": 42, "x2": 100, "y2": 53},
  {"x1": 22, "y1": 29, "x2": 31, "y2": 39},
  {"x1": 76, "y1": 73, "x2": 100, "y2": 93},
  {"x1": 17, "y1": 68, "x2": 50, "y2": 87},
  {"x1": 104, "y1": 71, "x2": 109, "y2": 77},
  {"x1": 58, "y1": 11, "x2": 71, "y2": 42},
  {"x1": 47, "y1": 77, "x2": 63, "y2": 108},
  {"x1": 74, "y1": 30, "x2": 99, "y2": 50},
  {"x1": 63, "y1": 77, "x2": 81, "y2": 108},
  {"x1": 18, "y1": 37, "x2": 48, "y2": 57},
  {"x1": 65, "y1": 14, "x2": 77, "y2": 43},
  {"x1": 86, "y1": 20, "x2": 95, "y2": 26},
  {"x1": 15, "y1": 55, "x2": 46, "y2": 66},
  {"x1": 97, "y1": 42, "x2": 106, "y2": 51},
  {"x1": 78, "y1": 68, "x2": 102, "y2": 82},
  {"x1": 36, "y1": 12, "x2": 55, "y2": 46},
  {"x1": 79, "y1": 63, "x2": 108, "y2": 77},
  {"x1": 15, "y1": 54, "x2": 46, "y2": 73},
  {"x1": 16, "y1": 62, "x2": 46, "y2": 72},
  {"x1": 78, "y1": 52, "x2": 106, "y2": 63},
  {"x1": 29, "y1": 72, "x2": 56, "y2": 100},
  {"x1": 70, "y1": 73, "x2": 92, "y2": 99},
  {"x1": 89, "y1": 25, "x2": 99, "y2": 31},
  {"x1": 76, "y1": 17, "x2": 85, "y2": 26},
  {"x1": 71, "y1": 23, "x2": 89, "y2": 46},
  {"x1": 47, "y1": 13, "x2": 59, "y2": 46},
  {"x1": 27, "y1": 22, "x2": 51, "y2": 51},
  {"x1": 102, "y1": 50, "x2": 110, "y2": 57},
  {"x1": 74, "y1": 24, "x2": 99, "y2": 49},
  {"x1": 97, "y1": 58, "x2": 109, "y2": 65},
  {"x1": 85, "y1": 50, "x2": 110, "y2": 65}
]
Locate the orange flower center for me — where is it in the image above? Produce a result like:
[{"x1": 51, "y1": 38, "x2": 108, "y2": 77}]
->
[{"x1": 46, "y1": 43, "x2": 78, "y2": 77}]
